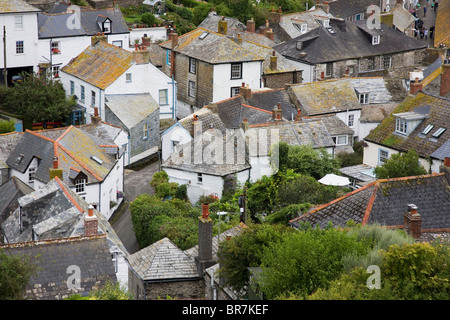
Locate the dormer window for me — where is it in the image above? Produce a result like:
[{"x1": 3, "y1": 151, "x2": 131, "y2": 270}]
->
[
  {"x1": 97, "y1": 16, "x2": 112, "y2": 34},
  {"x1": 301, "y1": 23, "x2": 307, "y2": 33},
  {"x1": 372, "y1": 35, "x2": 380, "y2": 45},
  {"x1": 323, "y1": 19, "x2": 330, "y2": 27},
  {"x1": 393, "y1": 112, "x2": 427, "y2": 136},
  {"x1": 103, "y1": 20, "x2": 111, "y2": 33},
  {"x1": 395, "y1": 118, "x2": 408, "y2": 135}
]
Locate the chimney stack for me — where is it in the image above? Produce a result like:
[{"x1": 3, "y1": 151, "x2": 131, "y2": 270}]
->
[
  {"x1": 141, "y1": 35, "x2": 151, "y2": 47},
  {"x1": 91, "y1": 32, "x2": 107, "y2": 46},
  {"x1": 246, "y1": 18, "x2": 255, "y2": 33},
  {"x1": 410, "y1": 77, "x2": 423, "y2": 95},
  {"x1": 171, "y1": 32, "x2": 178, "y2": 49},
  {"x1": 195, "y1": 203, "x2": 215, "y2": 275},
  {"x1": 273, "y1": 102, "x2": 282, "y2": 120},
  {"x1": 241, "y1": 118, "x2": 249, "y2": 131},
  {"x1": 270, "y1": 51, "x2": 277, "y2": 71},
  {"x1": 191, "y1": 114, "x2": 202, "y2": 138},
  {"x1": 295, "y1": 109, "x2": 302, "y2": 121},
  {"x1": 403, "y1": 204, "x2": 422, "y2": 240},
  {"x1": 91, "y1": 107, "x2": 102, "y2": 125},
  {"x1": 49, "y1": 156, "x2": 64, "y2": 180},
  {"x1": 266, "y1": 28, "x2": 275, "y2": 41},
  {"x1": 133, "y1": 45, "x2": 150, "y2": 64},
  {"x1": 239, "y1": 83, "x2": 252, "y2": 99},
  {"x1": 440, "y1": 63, "x2": 450, "y2": 97},
  {"x1": 218, "y1": 16, "x2": 228, "y2": 35},
  {"x1": 269, "y1": 7, "x2": 282, "y2": 24},
  {"x1": 84, "y1": 205, "x2": 98, "y2": 236}
]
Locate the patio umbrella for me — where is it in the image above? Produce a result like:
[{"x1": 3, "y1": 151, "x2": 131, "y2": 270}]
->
[{"x1": 318, "y1": 173, "x2": 350, "y2": 186}]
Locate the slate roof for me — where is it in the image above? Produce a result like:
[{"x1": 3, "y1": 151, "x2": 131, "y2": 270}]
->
[
  {"x1": 61, "y1": 40, "x2": 133, "y2": 89},
  {"x1": 105, "y1": 93, "x2": 159, "y2": 130},
  {"x1": 276, "y1": 8, "x2": 332, "y2": 40},
  {"x1": 364, "y1": 92, "x2": 450, "y2": 159},
  {"x1": 430, "y1": 138, "x2": 450, "y2": 161},
  {"x1": 162, "y1": 133, "x2": 252, "y2": 176},
  {"x1": 159, "y1": 27, "x2": 265, "y2": 64},
  {"x1": 0, "y1": 0, "x2": 40, "y2": 13},
  {"x1": 288, "y1": 78, "x2": 361, "y2": 115},
  {"x1": 360, "y1": 103, "x2": 399, "y2": 123},
  {"x1": 290, "y1": 173, "x2": 450, "y2": 230},
  {"x1": 38, "y1": 8, "x2": 129, "y2": 39},
  {"x1": 0, "y1": 131, "x2": 23, "y2": 169},
  {"x1": 197, "y1": 13, "x2": 246, "y2": 35},
  {"x1": 273, "y1": 19, "x2": 427, "y2": 64},
  {"x1": 327, "y1": 0, "x2": 374, "y2": 19},
  {"x1": 178, "y1": 106, "x2": 227, "y2": 134},
  {"x1": 0, "y1": 234, "x2": 117, "y2": 300},
  {"x1": 302, "y1": 114, "x2": 354, "y2": 136},
  {"x1": 127, "y1": 237, "x2": 200, "y2": 282},
  {"x1": 6, "y1": 126, "x2": 118, "y2": 187},
  {"x1": 434, "y1": 0, "x2": 450, "y2": 48}
]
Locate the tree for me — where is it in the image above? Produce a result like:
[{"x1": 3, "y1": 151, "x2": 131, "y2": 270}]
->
[
  {"x1": 0, "y1": 119, "x2": 16, "y2": 134},
  {"x1": 4, "y1": 72, "x2": 75, "y2": 123},
  {"x1": 66, "y1": 281, "x2": 133, "y2": 300},
  {"x1": 217, "y1": 223, "x2": 295, "y2": 295},
  {"x1": 0, "y1": 249, "x2": 38, "y2": 300},
  {"x1": 374, "y1": 149, "x2": 427, "y2": 179}
]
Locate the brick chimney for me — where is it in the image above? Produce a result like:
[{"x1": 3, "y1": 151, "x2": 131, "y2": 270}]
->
[
  {"x1": 272, "y1": 102, "x2": 282, "y2": 120},
  {"x1": 91, "y1": 32, "x2": 107, "y2": 46},
  {"x1": 295, "y1": 109, "x2": 302, "y2": 121},
  {"x1": 440, "y1": 63, "x2": 450, "y2": 97},
  {"x1": 410, "y1": 77, "x2": 423, "y2": 95},
  {"x1": 191, "y1": 114, "x2": 202, "y2": 138},
  {"x1": 239, "y1": 83, "x2": 252, "y2": 99},
  {"x1": 49, "y1": 156, "x2": 63, "y2": 180},
  {"x1": 91, "y1": 107, "x2": 102, "y2": 125},
  {"x1": 270, "y1": 51, "x2": 277, "y2": 71},
  {"x1": 218, "y1": 16, "x2": 227, "y2": 35},
  {"x1": 84, "y1": 205, "x2": 98, "y2": 236},
  {"x1": 195, "y1": 203, "x2": 215, "y2": 275},
  {"x1": 171, "y1": 32, "x2": 178, "y2": 49},
  {"x1": 403, "y1": 204, "x2": 422, "y2": 240},
  {"x1": 241, "y1": 118, "x2": 249, "y2": 131},
  {"x1": 133, "y1": 46, "x2": 150, "y2": 64},
  {"x1": 246, "y1": 18, "x2": 255, "y2": 33},
  {"x1": 269, "y1": 7, "x2": 282, "y2": 24},
  {"x1": 141, "y1": 35, "x2": 151, "y2": 47},
  {"x1": 266, "y1": 28, "x2": 275, "y2": 41}
]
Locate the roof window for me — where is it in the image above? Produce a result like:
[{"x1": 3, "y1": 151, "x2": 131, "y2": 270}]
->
[
  {"x1": 199, "y1": 32, "x2": 209, "y2": 40},
  {"x1": 90, "y1": 156, "x2": 103, "y2": 165},
  {"x1": 421, "y1": 124, "x2": 434, "y2": 135},
  {"x1": 432, "y1": 127, "x2": 446, "y2": 138}
]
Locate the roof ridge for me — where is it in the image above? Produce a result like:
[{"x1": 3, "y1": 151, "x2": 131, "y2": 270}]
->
[
  {"x1": 242, "y1": 103, "x2": 273, "y2": 114},
  {"x1": 24, "y1": 129, "x2": 55, "y2": 142},
  {"x1": 361, "y1": 180, "x2": 380, "y2": 225},
  {"x1": 54, "y1": 176, "x2": 84, "y2": 213},
  {"x1": 0, "y1": 233, "x2": 106, "y2": 249},
  {"x1": 378, "y1": 172, "x2": 443, "y2": 183}
]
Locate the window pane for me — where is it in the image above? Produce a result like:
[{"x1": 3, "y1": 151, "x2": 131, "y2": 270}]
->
[
  {"x1": 16, "y1": 41, "x2": 24, "y2": 54},
  {"x1": 159, "y1": 89, "x2": 168, "y2": 105},
  {"x1": 231, "y1": 63, "x2": 242, "y2": 79}
]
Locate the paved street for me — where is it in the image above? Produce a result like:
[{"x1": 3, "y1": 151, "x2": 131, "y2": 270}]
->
[
  {"x1": 415, "y1": 0, "x2": 438, "y2": 47},
  {"x1": 111, "y1": 159, "x2": 160, "y2": 254}
]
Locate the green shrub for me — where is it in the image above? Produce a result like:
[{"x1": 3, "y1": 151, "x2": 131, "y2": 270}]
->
[{"x1": 0, "y1": 119, "x2": 16, "y2": 134}]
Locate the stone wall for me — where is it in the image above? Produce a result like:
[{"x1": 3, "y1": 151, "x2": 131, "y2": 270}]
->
[
  {"x1": 263, "y1": 70, "x2": 302, "y2": 89},
  {"x1": 144, "y1": 279, "x2": 206, "y2": 300}
]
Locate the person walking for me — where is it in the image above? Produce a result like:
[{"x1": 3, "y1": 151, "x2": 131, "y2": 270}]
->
[
  {"x1": 424, "y1": 28, "x2": 428, "y2": 40},
  {"x1": 431, "y1": 0, "x2": 435, "y2": 11},
  {"x1": 424, "y1": 6, "x2": 427, "y2": 17},
  {"x1": 434, "y1": 0, "x2": 439, "y2": 12}
]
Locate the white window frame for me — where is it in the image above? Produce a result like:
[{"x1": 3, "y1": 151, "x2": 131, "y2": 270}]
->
[
  {"x1": 359, "y1": 93, "x2": 369, "y2": 104},
  {"x1": 91, "y1": 90, "x2": 96, "y2": 107},
  {"x1": 126, "y1": 73, "x2": 132, "y2": 82},
  {"x1": 188, "y1": 80, "x2": 196, "y2": 98},
  {"x1": 75, "y1": 178, "x2": 86, "y2": 193},
  {"x1": 51, "y1": 41, "x2": 60, "y2": 55},
  {"x1": 159, "y1": 89, "x2": 168, "y2": 105},
  {"x1": 52, "y1": 65, "x2": 60, "y2": 78},
  {"x1": 325, "y1": 63, "x2": 333, "y2": 77},
  {"x1": 80, "y1": 85, "x2": 85, "y2": 102},
  {"x1": 348, "y1": 114, "x2": 355, "y2": 127},
  {"x1": 300, "y1": 23, "x2": 307, "y2": 33},
  {"x1": 372, "y1": 35, "x2": 380, "y2": 45},
  {"x1": 336, "y1": 135, "x2": 348, "y2": 145},
  {"x1": 70, "y1": 80, "x2": 75, "y2": 95},
  {"x1": 15, "y1": 16, "x2": 23, "y2": 30},
  {"x1": 231, "y1": 86, "x2": 240, "y2": 97},
  {"x1": 143, "y1": 123, "x2": 148, "y2": 139},
  {"x1": 379, "y1": 149, "x2": 389, "y2": 165},
  {"x1": 383, "y1": 55, "x2": 392, "y2": 69},
  {"x1": 395, "y1": 117, "x2": 407, "y2": 135},
  {"x1": 189, "y1": 57, "x2": 196, "y2": 74}
]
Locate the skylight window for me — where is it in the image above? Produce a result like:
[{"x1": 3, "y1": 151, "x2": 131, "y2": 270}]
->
[
  {"x1": 421, "y1": 124, "x2": 434, "y2": 135},
  {"x1": 199, "y1": 32, "x2": 209, "y2": 40},
  {"x1": 432, "y1": 127, "x2": 446, "y2": 138},
  {"x1": 91, "y1": 156, "x2": 103, "y2": 165}
]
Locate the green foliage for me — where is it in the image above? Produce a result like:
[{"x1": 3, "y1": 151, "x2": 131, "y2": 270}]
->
[
  {"x1": 258, "y1": 227, "x2": 368, "y2": 299},
  {"x1": 4, "y1": 72, "x2": 75, "y2": 123},
  {"x1": 66, "y1": 281, "x2": 133, "y2": 300},
  {"x1": 0, "y1": 249, "x2": 38, "y2": 300},
  {"x1": 192, "y1": 2, "x2": 233, "y2": 25},
  {"x1": 336, "y1": 141, "x2": 364, "y2": 167},
  {"x1": 217, "y1": 223, "x2": 295, "y2": 294},
  {"x1": 130, "y1": 194, "x2": 200, "y2": 250},
  {"x1": 272, "y1": 143, "x2": 340, "y2": 180},
  {"x1": 374, "y1": 149, "x2": 427, "y2": 179},
  {"x1": 150, "y1": 170, "x2": 169, "y2": 188},
  {"x1": 0, "y1": 119, "x2": 16, "y2": 134},
  {"x1": 198, "y1": 194, "x2": 219, "y2": 205},
  {"x1": 141, "y1": 12, "x2": 157, "y2": 26},
  {"x1": 264, "y1": 203, "x2": 312, "y2": 225}
]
